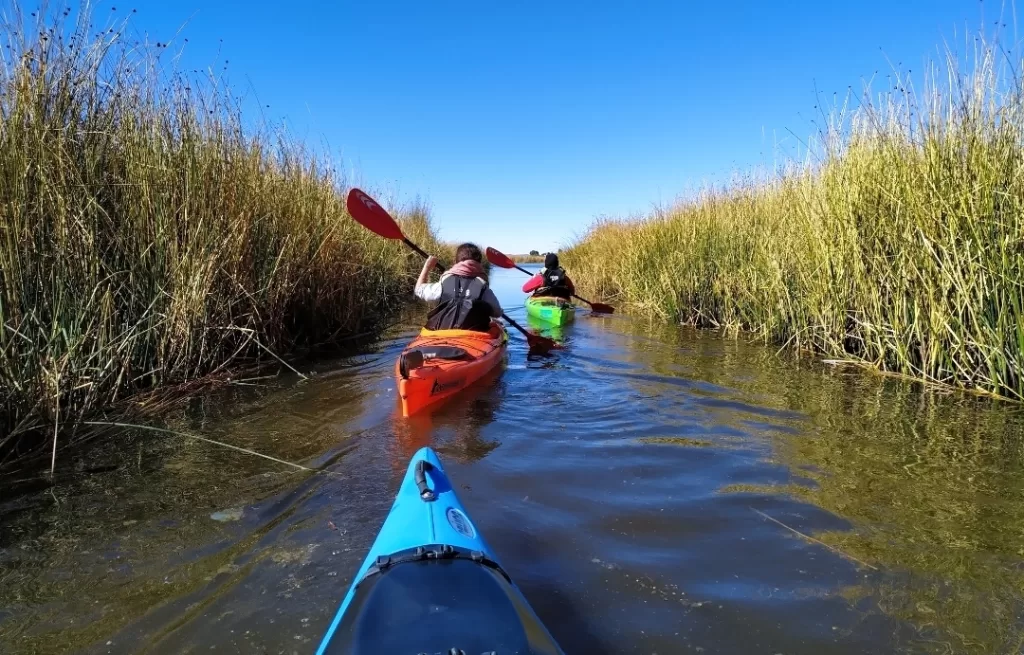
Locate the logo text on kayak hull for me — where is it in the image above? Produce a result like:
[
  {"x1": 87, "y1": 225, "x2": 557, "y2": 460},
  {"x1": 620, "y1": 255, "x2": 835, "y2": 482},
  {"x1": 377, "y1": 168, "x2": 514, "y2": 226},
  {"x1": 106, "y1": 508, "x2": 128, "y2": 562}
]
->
[{"x1": 446, "y1": 507, "x2": 476, "y2": 539}]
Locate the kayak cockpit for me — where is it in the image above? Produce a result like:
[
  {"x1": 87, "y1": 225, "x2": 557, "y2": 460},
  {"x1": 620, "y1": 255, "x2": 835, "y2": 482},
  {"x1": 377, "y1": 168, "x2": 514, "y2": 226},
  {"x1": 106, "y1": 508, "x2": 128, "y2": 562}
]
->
[{"x1": 319, "y1": 545, "x2": 563, "y2": 655}]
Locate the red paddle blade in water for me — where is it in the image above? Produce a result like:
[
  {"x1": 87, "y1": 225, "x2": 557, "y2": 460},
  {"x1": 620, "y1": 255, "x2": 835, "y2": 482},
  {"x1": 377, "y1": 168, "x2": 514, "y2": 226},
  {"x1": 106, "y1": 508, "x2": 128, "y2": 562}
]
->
[
  {"x1": 501, "y1": 315, "x2": 562, "y2": 351},
  {"x1": 485, "y1": 247, "x2": 517, "y2": 269},
  {"x1": 346, "y1": 188, "x2": 404, "y2": 240},
  {"x1": 528, "y1": 334, "x2": 563, "y2": 351},
  {"x1": 585, "y1": 301, "x2": 615, "y2": 314}
]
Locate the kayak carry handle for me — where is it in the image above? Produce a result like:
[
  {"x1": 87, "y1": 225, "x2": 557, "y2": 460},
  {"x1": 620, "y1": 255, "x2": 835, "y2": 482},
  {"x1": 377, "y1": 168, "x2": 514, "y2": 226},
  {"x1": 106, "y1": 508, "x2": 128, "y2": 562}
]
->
[{"x1": 415, "y1": 460, "x2": 436, "y2": 501}]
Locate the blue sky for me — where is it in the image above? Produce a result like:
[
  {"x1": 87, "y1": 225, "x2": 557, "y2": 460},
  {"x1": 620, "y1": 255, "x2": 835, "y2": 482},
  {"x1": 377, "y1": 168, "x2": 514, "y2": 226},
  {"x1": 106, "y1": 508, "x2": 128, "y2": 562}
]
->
[{"x1": 90, "y1": 0, "x2": 1005, "y2": 253}]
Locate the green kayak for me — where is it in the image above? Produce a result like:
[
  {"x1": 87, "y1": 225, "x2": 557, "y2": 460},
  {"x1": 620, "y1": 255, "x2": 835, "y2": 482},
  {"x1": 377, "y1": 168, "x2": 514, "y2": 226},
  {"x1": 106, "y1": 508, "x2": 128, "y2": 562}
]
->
[{"x1": 525, "y1": 295, "x2": 576, "y2": 326}]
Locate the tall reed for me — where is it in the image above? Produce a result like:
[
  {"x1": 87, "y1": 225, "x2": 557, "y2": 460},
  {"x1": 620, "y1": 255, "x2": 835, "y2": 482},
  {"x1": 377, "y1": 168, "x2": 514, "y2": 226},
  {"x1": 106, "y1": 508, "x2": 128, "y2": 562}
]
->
[
  {"x1": 509, "y1": 253, "x2": 547, "y2": 264},
  {"x1": 0, "y1": 2, "x2": 442, "y2": 464},
  {"x1": 563, "y1": 30, "x2": 1024, "y2": 401}
]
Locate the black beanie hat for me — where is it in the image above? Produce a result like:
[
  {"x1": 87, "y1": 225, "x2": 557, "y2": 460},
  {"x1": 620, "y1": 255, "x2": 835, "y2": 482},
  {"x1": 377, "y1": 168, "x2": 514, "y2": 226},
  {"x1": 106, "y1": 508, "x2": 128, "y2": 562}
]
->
[{"x1": 544, "y1": 253, "x2": 559, "y2": 268}]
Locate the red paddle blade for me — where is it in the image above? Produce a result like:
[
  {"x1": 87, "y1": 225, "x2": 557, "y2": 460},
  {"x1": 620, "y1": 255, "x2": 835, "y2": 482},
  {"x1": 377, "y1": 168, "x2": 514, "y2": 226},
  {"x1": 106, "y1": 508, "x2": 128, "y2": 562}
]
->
[
  {"x1": 501, "y1": 314, "x2": 563, "y2": 351},
  {"x1": 522, "y1": 276, "x2": 543, "y2": 293},
  {"x1": 346, "y1": 188, "x2": 404, "y2": 240},
  {"x1": 484, "y1": 247, "x2": 517, "y2": 269},
  {"x1": 588, "y1": 302, "x2": 615, "y2": 314}
]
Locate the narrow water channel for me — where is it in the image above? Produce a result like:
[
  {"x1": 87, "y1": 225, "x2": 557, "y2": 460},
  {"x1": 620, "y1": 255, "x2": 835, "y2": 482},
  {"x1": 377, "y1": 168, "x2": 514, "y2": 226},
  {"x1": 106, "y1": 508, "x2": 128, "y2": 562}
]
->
[{"x1": 1, "y1": 265, "x2": 1022, "y2": 654}]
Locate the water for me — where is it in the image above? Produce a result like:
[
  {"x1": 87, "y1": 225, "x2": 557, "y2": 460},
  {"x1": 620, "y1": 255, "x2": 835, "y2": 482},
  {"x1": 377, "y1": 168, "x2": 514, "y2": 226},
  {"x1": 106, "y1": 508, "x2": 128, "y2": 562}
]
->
[{"x1": 2, "y1": 265, "x2": 1023, "y2": 654}]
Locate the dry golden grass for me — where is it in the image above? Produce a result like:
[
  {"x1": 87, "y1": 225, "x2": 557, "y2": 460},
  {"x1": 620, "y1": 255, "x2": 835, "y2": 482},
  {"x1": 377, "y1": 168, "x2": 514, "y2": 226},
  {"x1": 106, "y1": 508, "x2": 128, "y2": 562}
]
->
[
  {"x1": 0, "y1": 2, "x2": 444, "y2": 464},
  {"x1": 564, "y1": 30, "x2": 1024, "y2": 401}
]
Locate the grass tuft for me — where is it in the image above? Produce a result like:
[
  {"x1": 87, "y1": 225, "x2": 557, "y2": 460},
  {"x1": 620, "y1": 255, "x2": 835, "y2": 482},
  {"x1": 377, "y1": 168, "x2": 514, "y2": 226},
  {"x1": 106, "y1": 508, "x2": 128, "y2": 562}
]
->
[{"x1": 563, "y1": 28, "x2": 1024, "y2": 401}]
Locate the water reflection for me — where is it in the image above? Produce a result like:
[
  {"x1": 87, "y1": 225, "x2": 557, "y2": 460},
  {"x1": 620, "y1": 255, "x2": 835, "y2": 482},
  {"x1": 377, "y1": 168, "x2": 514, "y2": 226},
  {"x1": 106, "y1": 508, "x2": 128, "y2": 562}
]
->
[
  {"x1": 389, "y1": 364, "x2": 507, "y2": 472},
  {"x1": 602, "y1": 317, "x2": 1024, "y2": 654}
]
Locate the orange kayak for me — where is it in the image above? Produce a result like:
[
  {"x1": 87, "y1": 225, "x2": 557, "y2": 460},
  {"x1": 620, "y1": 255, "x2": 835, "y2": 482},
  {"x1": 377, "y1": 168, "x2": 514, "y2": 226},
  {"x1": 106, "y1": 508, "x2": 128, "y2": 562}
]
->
[{"x1": 395, "y1": 322, "x2": 509, "y2": 417}]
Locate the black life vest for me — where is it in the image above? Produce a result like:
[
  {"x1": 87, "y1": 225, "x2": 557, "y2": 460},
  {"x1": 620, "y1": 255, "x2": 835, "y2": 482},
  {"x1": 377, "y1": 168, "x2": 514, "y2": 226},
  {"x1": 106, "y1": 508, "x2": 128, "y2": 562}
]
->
[
  {"x1": 534, "y1": 267, "x2": 571, "y2": 299},
  {"x1": 425, "y1": 274, "x2": 493, "y2": 332}
]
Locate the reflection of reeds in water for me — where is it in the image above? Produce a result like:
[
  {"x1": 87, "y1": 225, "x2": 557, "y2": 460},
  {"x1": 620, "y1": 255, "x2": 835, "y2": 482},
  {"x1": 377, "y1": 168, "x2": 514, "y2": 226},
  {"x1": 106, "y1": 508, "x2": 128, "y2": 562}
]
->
[
  {"x1": 604, "y1": 317, "x2": 1024, "y2": 654},
  {"x1": 0, "y1": 1, "x2": 444, "y2": 465},
  {"x1": 736, "y1": 381, "x2": 1024, "y2": 654},
  {"x1": 564, "y1": 27, "x2": 1024, "y2": 403}
]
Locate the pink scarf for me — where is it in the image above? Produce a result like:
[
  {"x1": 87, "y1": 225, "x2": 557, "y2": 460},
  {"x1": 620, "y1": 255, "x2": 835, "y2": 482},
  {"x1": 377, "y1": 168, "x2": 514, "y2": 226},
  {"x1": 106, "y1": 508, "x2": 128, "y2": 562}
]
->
[{"x1": 448, "y1": 259, "x2": 485, "y2": 280}]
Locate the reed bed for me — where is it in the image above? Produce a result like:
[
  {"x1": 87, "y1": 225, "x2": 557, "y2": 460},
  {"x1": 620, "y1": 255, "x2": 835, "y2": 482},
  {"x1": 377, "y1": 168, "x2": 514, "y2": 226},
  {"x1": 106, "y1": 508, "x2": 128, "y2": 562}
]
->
[
  {"x1": 563, "y1": 31, "x2": 1024, "y2": 401},
  {"x1": 508, "y1": 253, "x2": 546, "y2": 264},
  {"x1": 0, "y1": 2, "x2": 442, "y2": 466}
]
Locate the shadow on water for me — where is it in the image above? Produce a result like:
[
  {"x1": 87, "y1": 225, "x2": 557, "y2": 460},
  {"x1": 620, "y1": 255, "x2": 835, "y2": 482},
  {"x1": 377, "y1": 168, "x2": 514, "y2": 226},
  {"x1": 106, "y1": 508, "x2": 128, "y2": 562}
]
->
[{"x1": 1, "y1": 267, "x2": 1023, "y2": 654}]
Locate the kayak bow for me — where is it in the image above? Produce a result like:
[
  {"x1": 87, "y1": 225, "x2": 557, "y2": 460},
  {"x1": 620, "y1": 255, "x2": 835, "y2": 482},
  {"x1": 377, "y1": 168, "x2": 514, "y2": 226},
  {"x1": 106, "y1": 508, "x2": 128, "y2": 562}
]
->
[{"x1": 315, "y1": 447, "x2": 566, "y2": 655}]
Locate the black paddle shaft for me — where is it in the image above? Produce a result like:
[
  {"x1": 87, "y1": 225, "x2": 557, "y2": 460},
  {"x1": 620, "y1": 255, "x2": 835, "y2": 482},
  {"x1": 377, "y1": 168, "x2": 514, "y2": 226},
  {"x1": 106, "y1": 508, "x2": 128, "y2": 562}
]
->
[
  {"x1": 405, "y1": 238, "x2": 445, "y2": 271},
  {"x1": 502, "y1": 315, "x2": 532, "y2": 339}
]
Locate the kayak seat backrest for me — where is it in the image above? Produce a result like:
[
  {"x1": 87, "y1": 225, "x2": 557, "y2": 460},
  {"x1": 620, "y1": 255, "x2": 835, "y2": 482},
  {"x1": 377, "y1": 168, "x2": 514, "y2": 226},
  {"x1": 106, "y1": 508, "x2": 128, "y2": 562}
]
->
[
  {"x1": 399, "y1": 346, "x2": 473, "y2": 379},
  {"x1": 321, "y1": 551, "x2": 563, "y2": 655}
]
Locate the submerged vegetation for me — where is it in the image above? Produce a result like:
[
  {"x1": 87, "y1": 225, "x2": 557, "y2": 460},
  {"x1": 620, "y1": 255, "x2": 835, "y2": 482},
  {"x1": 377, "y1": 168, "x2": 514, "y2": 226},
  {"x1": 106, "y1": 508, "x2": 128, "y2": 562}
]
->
[
  {"x1": 563, "y1": 29, "x2": 1024, "y2": 402},
  {"x1": 0, "y1": 2, "x2": 443, "y2": 467}
]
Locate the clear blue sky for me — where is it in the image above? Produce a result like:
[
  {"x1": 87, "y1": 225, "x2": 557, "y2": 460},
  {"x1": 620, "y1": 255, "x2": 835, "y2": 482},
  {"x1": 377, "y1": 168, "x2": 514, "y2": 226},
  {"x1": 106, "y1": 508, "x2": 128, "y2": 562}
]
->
[{"x1": 99, "y1": 0, "x2": 1005, "y2": 253}]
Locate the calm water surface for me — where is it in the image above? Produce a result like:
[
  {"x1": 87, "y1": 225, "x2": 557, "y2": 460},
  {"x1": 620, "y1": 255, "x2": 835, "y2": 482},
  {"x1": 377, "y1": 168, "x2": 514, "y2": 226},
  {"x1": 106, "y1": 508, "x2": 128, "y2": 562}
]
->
[{"x1": 1, "y1": 265, "x2": 1023, "y2": 654}]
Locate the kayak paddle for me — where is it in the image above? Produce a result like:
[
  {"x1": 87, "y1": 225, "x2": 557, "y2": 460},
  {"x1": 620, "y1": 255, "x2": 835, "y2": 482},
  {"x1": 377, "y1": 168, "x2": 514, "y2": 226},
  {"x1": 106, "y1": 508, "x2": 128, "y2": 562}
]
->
[
  {"x1": 346, "y1": 188, "x2": 562, "y2": 352},
  {"x1": 484, "y1": 247, "x2": 615, "y2": 314}
]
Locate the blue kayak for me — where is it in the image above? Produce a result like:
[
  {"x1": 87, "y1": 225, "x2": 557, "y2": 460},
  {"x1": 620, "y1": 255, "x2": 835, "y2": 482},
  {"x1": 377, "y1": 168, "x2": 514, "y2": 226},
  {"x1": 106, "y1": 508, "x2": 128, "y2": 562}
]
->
[{"x1": 315, "y1": 447, "x2": 566, "y2": 655}]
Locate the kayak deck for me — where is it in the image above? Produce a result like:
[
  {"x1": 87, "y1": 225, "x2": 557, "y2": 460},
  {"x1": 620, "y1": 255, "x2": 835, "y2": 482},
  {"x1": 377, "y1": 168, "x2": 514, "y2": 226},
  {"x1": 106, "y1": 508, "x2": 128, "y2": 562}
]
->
[
  {"x1": 526, "y1": 295, "x2": 577, "y2": 326},
  {"x1": 395, "y1": 322, "x2": 508, "y2": 417},
  {"x1": 315, "y1": 447, "x2": 565, "y2": 655}
]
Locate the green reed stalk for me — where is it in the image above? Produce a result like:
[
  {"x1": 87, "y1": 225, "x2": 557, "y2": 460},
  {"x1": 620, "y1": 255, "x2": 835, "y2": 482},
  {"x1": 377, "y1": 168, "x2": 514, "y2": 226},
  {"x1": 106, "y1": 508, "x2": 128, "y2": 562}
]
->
[{"x1": 563, "y1": 30, "x2": 1024, "y2": 401}]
